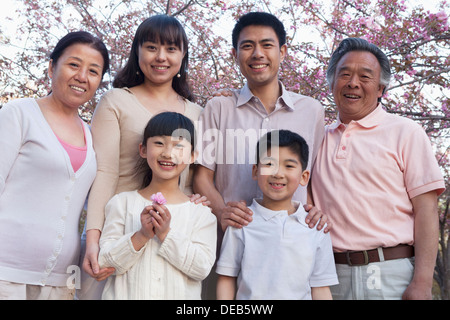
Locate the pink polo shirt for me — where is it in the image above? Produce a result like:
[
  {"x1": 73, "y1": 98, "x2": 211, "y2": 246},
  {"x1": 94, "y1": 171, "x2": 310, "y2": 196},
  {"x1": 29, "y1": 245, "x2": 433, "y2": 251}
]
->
[
  {"x1": 311, "y1": 105, "x2": 445, "y2": 252},
  {"x1": 197, "y1": 82, "x2": 324, "y2": 205}
]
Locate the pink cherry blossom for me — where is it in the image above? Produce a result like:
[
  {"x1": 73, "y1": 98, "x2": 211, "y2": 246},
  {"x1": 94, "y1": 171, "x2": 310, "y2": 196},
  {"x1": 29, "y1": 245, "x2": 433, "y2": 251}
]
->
[{"x1": 151, "y1": 192, "x2": 167, "y2": 205}]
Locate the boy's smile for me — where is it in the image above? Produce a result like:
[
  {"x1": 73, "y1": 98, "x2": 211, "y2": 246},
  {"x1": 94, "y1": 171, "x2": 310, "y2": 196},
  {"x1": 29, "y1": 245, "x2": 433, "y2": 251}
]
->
[{"x1": 269, "y1": 182, "x2": 286, "y2": 190}]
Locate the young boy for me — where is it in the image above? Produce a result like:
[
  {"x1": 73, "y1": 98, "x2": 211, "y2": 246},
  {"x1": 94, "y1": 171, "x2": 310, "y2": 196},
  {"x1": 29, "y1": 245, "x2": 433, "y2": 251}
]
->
[{"x1": 216, "y1": 130, "x2": 338, "y2": 300}]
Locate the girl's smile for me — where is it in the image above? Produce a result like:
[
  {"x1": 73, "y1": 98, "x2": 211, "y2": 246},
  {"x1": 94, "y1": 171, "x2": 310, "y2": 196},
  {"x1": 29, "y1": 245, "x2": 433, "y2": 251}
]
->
[{"x1": 158, "y1": 160, "x2": 176, "y2": 170}]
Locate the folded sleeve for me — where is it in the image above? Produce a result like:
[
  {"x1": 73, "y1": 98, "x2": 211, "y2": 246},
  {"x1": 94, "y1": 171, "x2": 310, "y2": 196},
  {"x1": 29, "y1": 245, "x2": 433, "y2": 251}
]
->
[{"x1": 402, "y1": 124, "x2": 445, "y2": 198}]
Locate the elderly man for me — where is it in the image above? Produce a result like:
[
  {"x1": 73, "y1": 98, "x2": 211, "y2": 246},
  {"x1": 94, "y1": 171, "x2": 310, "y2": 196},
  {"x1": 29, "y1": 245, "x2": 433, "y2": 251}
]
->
[{"x1": 311, "y1": 38, "x2": 445, "y2": 300}]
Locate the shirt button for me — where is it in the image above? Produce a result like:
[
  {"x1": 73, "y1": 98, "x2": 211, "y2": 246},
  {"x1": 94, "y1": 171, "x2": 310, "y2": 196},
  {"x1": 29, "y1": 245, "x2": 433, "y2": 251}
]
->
[{"x1": 264, "y1": 117, "x2": 269, "y2": 122}]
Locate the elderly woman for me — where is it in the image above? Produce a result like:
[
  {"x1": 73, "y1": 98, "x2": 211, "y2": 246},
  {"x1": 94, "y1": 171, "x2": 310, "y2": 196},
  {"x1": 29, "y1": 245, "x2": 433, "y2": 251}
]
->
[{"x1": 0, "y1": 31, "x2": 109, "y2": 300}]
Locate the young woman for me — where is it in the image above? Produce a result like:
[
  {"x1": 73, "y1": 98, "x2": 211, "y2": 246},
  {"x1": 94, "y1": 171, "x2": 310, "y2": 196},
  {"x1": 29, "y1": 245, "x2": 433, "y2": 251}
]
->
[
  {"x1": 80, "y1": 15, "x2": 207, "y2": 299},
  {"x1": 0, "y1": 31, "x2": 109, "y2": 300}
]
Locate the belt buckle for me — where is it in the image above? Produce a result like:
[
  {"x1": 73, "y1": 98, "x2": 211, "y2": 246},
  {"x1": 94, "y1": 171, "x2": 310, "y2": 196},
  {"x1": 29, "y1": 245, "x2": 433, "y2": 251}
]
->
[{"x1": 346, "y1": 250, "x2": 369, "y2": 266}]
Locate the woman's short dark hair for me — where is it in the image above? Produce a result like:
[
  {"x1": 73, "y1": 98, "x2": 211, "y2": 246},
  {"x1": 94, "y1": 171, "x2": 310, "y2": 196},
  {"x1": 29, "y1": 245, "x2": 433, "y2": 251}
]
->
[
  {"x1": 232, "y1": 12, "x2": 286, "y2": 49},
  {"x1": 326, "y1": 38, "x2": 391, "y2": 96},
  {"x1": 50, "y1": 31, "x2": 110, "y2": 77},
  {"x1": 113, "y1": 15, "x2": 194, "y2": 102}
]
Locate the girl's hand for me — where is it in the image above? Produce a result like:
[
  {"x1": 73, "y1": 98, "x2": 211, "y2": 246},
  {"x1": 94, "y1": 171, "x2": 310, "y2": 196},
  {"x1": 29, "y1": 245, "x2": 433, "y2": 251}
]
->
[
  {"x1": 150, "y1": 203, "x2": 171, "y2": 242},
  {"x1": 139, "y1": 205, "x2": 156, "y2": 239},
  {"x1": 189, "y1": 193, "x2": 211, "y2": 207},
  {"x1": 132, "y1": 205, "x2": 156, "y2": 251}
]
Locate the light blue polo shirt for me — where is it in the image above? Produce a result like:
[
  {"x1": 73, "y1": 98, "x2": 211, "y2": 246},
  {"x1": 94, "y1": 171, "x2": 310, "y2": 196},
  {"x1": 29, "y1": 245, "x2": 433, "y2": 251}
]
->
[{"x1": 216, "y1": 199, "x2": 338, "y2": 300}]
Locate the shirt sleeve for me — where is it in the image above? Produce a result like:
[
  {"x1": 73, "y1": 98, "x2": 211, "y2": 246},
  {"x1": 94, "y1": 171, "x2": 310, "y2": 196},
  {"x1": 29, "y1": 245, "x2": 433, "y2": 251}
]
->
[
  {"x1": 86, "y1": 92, "x2": 122, "y2": 231},
  {"x1": 158, "y1": 205, "x2": 217, "y2": 281},
  {"x1": 0, "y1": 102, "x2": 23, "y2": 194},
  {"x1": 309, "y1": 233, "x2": 339, "y2": 288},
  {"x1": 98, "y1": 194, "x2": 146, "y2": 275},
  {"x1": 215, "y1": 226, "x2": 244, "y2": 277},
  {"x1": 402, "y1": 123, "x2": 445, "y2": 198},
  {"x1": 310, "y1": 101, "x2": 325, "y2": 170}
]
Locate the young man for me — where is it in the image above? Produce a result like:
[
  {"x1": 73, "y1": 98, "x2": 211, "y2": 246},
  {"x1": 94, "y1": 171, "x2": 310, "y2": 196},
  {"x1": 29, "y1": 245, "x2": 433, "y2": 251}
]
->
[
  {"x1": 216, "y1": 130, "x2": 338, "y2": 299},
  {"x1": 193, "y1": 12, "x2": 327, "y2": 299},
  {"x1": 194, "y1": 12, "x2": 326, "y2": 233}
]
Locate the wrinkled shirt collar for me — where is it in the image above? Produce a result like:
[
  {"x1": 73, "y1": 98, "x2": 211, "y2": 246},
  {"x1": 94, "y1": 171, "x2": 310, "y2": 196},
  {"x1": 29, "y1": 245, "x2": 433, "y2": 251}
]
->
[{"x1": 236, "y1": 82, "x2": 295, "y2": 112}]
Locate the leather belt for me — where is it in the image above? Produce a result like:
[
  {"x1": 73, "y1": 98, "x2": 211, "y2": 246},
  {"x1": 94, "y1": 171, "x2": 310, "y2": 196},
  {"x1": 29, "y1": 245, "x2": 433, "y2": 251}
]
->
[{"x1": 334, "y1": 244, "x2": 414, "y2": 266}]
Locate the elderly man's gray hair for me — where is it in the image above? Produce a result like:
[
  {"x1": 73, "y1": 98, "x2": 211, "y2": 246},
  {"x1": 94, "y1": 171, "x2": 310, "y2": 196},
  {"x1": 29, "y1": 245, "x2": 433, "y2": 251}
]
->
[{"x1": 326, "y1": 38, "x2": 391, "y2": 96}]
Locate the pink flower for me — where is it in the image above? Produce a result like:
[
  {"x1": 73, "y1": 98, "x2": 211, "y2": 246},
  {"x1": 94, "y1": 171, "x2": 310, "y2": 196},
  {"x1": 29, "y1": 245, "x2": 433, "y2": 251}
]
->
[
  {"x1": 151, "y1": 192, "x2": 167, "y2": 205},
  {"x1": 436, "y1": 11, "x2": 448, "y2": 22}
]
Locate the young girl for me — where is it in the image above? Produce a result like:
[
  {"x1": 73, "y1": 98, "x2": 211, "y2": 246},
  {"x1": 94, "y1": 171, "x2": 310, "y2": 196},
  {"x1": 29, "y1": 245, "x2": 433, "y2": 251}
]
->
[{"x1": 98, "y1": 112, "x2": 217, "y2": 300}]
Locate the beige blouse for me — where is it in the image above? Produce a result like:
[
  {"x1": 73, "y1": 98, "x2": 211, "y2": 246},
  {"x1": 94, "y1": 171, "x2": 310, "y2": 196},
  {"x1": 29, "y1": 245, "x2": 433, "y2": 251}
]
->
[{"x1": 86, "y1": 88, "x2": 202, "y2": 231}]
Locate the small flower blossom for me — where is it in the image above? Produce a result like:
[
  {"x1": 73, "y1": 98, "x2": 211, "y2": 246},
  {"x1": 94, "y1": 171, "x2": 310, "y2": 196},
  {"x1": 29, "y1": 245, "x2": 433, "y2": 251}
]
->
[{"x1": 151, "y1": 192, "x2": 167, "y2": 205}]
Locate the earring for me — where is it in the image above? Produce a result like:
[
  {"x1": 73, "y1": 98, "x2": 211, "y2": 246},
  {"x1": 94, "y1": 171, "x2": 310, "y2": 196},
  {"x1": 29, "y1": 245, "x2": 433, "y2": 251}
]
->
[{"x1": 177, "y1": 73, "x2": 181, "y2": 78}]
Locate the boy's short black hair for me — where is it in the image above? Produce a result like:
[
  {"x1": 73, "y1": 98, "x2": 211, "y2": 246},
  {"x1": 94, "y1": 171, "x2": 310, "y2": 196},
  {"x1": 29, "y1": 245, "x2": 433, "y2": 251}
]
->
[
  {"x1": 256, "y1": 130, "x2": 309, "y2": 170},
  {"x1": 232, "y1": 12, "x2": 287, "y2": 49}
]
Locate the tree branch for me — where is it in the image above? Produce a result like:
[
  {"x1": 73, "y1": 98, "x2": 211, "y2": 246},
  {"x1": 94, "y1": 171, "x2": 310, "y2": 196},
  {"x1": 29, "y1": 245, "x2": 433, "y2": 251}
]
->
[{"x1": 171, "y1": 0, "x2": 196, "y2": 17}]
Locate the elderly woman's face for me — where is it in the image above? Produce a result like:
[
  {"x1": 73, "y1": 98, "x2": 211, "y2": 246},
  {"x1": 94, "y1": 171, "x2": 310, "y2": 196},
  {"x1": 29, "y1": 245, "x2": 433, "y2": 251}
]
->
[
  {"x1": 332, "y1": 51, "x2": 385, "y2": 124},
  {"x1": 48, "y1": 43, "x2": 104, "y2": 109}
]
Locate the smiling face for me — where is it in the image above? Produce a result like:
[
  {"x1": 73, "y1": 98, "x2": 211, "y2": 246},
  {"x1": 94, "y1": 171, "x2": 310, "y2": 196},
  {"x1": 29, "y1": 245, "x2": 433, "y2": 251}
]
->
[
  {"x1": 232, "y1": 25, "x2": 286, "y2": 90},
  {"x1": 332, "y1": 51, "x2": 385, "y2": 123},
  {"x1": 140, "y1": 135, "x2": 194, "y2": 183},
  {"x1": 48, "y1": 43, "x2": 104, "y2": 109},
  {"x1": 253, "y1": 146, "x2": 309, "y2": 211},
  {"x1": 138, "y1": 40, "x2": 185, "y2": 86}
]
